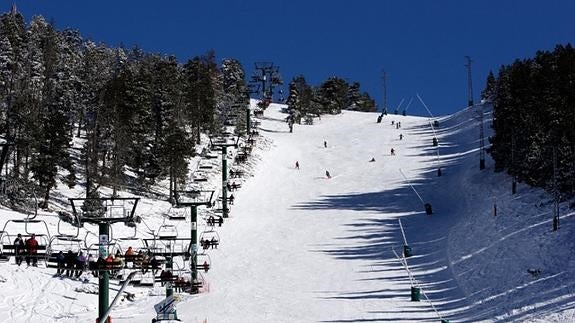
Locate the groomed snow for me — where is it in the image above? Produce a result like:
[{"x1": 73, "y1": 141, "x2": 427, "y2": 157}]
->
[{"x1": 0, "y1": 101, "x2": 573, "y2": 322}]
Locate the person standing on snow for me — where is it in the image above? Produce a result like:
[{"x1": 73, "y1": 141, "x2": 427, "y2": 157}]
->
[
  {"x1": 13, "y1": 233, "x2": 25, "y2": 266},
  {"x1": 25, "y1": 234, "x2": 39, "y2": 267},
  {"x1": 325, "y1": 170, "x2": 331, "y2": 179},
  {"x1": 324, "y1": 141, "x2": 327, "y2": 148},
  {"x1": 295, "y1": 161, "x2": 299, "y2": 169}
]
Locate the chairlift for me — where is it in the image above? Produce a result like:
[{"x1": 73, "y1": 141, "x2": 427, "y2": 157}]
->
[
  {"x1": 0, "y1": 232, "x2": 49, "y2": 262},
  {"x1": 1, "y1": 217, "x2": 51, "y2": 241},
  {"x1": 116, "y1": 224, "x2": 140, "y2": 242},
  {"x1": 167, "y1": 207, "x2": 187, "y2": 221},
  {"x1": 196, "y1": 252, "x2": 212, "y2": 273},
  {"x1": 69, "y1": 197, "x2": 140, "y2": 224},
  {"x1": 55, "y1": 217, "x2": 80, "y2": 240},
  {"x1": 48, "y1": 234, "x2": 83, "y2": 255},
  {"x1": 157, "y1": 224, "x2": 178, "y2": 240},
  {"x1": 199, "y1": 230, "x2": 220, "y2": 250}
]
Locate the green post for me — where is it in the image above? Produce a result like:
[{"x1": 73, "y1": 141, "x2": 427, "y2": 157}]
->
[
  {"x1": 246, "y1": 107, "x2": 251, "y2": 134},
  {"x1": 222, "y1": 146, "x2": 228, "y2": 218},
  {"x1": 191, "y1": 205, "x2": 198, "y2": 287},
  {"x1": 166, "y1": 256, "x2": 173, "y2": 298},
  {"x1": 98, "y1": 223, "x2": 110, "y2": 323},
  {"x1": 410, "y1": 286, "x2": 421, "y2": 301},
  {"x1": 403, "y1": 245, "x2": 412, "y2": 258}
]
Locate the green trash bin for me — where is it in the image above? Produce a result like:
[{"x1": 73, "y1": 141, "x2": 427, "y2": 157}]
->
[
  {"x1": 403, "y1": 245, "x2": 412, "y2": 258},
  {"x1": 424, "y1": 203, "x2": 433, "y2": 215},
  {"x1": 410, "y1": 286, "x2": 420, "y2": 301}
]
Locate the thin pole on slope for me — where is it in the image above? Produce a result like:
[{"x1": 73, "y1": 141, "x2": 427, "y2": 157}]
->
[
  {"x1": 398, "y1": 219, "x2": 408, "y2": 246},
  {"x1": 403, "y1": 97, "x2": 414, "y2": 114},
  {"x1": 392, "y1": 248, "x2": 415, "y2": 285},
  {"x1": 392, "y1": 248, "x2": 445, "y2": 322},
  {"x1": 418, "y1": 94, "x2": 442, "y2": 175},
  {"x1": 399, "y1": 168, "x2": 425, "y2": 205},
  {"x1": 396, "y1": 97, "x2": 405, "y2": 114},
  {"x1": 382, "y1": 69, "x2": 388, "y2": 115},
  {"x1": 465, "y1": 56, "x2": 474, "y2": 107},
  {"x1": 416, "y1": 93, "x2": 435, "y2": 119}
]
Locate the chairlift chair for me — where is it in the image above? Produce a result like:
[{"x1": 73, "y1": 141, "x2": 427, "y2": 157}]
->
[
  {"x1": 196, "y1": 252, "x2": 212, "y2": 273},
  {"x1": 48, "y1": 234, "x2": 83, "y2": 255},
  {"x1": 157, "y1": 224, "x2": 178, "y2": 240},
  {"x1": 55, "y1": 217, "x2": 80, "y2": 240},
  {"x1": 199, "y1": 230, "x2": 220, "y2": 250}
]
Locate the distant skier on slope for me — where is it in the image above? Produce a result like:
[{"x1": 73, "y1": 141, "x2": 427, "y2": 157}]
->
[
  {"x1": 391, "y1": 148, "x2": 395, "y2": 155},
  {"x1": 324, "y1": 141, "x2": 327, "y2": 148},
  {"x1": 295, "y1": 161, "x2": 299, "y2": 169},
  {"x1": 325, "y1": 170, "x2": 331, "y2": 179},
  {"x1": 369, "y1": 157, "x2": 376, "y2": 162}
]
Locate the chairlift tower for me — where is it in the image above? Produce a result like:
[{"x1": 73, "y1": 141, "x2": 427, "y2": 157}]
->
[
  {"x1": 465, "y1": 56, "x2": 474, "y2": 107},
  {"x1": 552, "y1": 147, "x2": 560, "y2": 231},
  {"x1": 251, "y1": 62, "x2": 282, "y2": 101},
  {"x1": 479, "y1": 103, "x2": 486, "y2": 170},
  {"x1": 175, "y1": 190, "x2": 214, "y2": 293},
  {"x1": 243, "y1": 84, "x2": 259, "y2": 134},
  {"x1": 382, "y1": 69, "x2": 388, "y2": 115},
  {"x1": 210, "y1": 135, "x2": 239, "y2": 219},
  {"x1": 69, "y1": 197, "x2": 140, "y2": 323}
]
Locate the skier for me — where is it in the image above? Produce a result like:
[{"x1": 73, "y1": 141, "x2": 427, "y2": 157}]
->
[
  {"x1": 55, "y1": 251, "x2": 65, "y2": 275},
  {"x1": 25, "y1": 234, "x2": 39, "y2": 267},
  {"x1": 324, "y1": 141, "x2": 327, "y2": 148},
  {"x1": 399, "y1": 133, "x2": 403, "y2": 140},
  {"x1": 325, "y1": 170, "x2": 331, "y2": 179},
  {"x1": 295, "y1": 161, "x2": 299, "y2": 169},
  {"x1": 391, "y1": 148, "x2": 395, "y2": 156},
  {"x1": 377, "y1": 115, "x2": 383, "y2": 123},
  {"x1": 75, "y1": 251, "x2": 87, "y2": 278},
  {"x1": 369, "y1": 157, "x2": 376, "y2": 162},
  {"x1": 229, "y1": 194, "x2": 235, "y2": 205},
  {"x1": 160, "y1": 269, "x2": 173, "y2": 286},
  {"x1": 64, "y1": 250, "x2": 76, "y2": 276},
  {"x1": 13, "y1": 233, "x2": 25, "y2": 266}
]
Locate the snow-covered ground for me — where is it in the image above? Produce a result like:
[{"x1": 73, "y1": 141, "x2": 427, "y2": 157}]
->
[{"x1": 0, "y1": 101, "x2": 573, "y2": 322}]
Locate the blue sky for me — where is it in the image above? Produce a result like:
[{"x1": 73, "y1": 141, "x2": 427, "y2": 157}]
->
[{"x1": 9, "y1": 0, "x2": 575, "y2": 116}]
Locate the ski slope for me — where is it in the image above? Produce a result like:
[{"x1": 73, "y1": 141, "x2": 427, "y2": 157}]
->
[{"x1": 0, "y1": 101, "x2": 574, "y2": 322}]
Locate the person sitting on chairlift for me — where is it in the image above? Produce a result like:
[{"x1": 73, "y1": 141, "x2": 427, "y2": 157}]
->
[
  {"x1": 211, "y1": 237, "x2": 218, "y2": 249},
  {"x1": 217, "y1": 217, "x2": 223, "y2": 227}
]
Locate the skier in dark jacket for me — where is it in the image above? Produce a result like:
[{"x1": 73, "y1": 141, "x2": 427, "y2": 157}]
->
[
  {"x1": 13, "y1": 233, "x2": 25, "y2": 266},
  {"x1": 56, "y1": 251, "x2": 66, "y2": 275},
  {"x1": 325, "y1": 170, "x2": 331, "y2": 179},
  {"x1": 64, "y1": 250, "x2": 76, "y2": 277}
]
